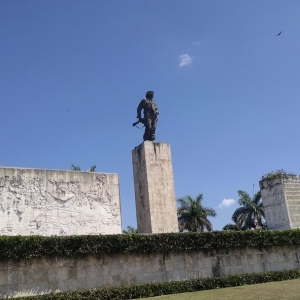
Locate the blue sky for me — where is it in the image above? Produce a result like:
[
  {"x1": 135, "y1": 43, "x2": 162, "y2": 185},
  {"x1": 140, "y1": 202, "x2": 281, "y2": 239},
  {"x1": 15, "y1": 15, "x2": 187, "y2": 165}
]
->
[{"x1": 1, "y1": 1, "x2": 300, "y2": 231}]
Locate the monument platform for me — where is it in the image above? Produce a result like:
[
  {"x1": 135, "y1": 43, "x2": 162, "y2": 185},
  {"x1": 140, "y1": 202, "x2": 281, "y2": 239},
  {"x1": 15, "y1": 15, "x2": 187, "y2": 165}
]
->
[
  {"x1": 0, "y1": 167, "x2": 122, "y2": 235},
  {"x1": 132, "y1": 141, "x2": 178, "y2": 233}
]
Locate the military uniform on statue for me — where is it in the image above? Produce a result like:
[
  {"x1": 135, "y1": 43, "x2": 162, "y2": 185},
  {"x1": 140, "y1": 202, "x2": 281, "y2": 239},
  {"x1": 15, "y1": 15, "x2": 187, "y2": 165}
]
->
[{"x1": 136, "y1": 91, "x2": 159, "y2": 141}]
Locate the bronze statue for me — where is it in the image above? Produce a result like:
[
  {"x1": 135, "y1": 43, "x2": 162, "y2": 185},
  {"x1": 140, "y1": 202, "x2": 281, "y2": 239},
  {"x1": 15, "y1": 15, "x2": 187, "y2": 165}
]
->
[{"x1": 133, "y1": 91, "x2": 159, "y2": 141}]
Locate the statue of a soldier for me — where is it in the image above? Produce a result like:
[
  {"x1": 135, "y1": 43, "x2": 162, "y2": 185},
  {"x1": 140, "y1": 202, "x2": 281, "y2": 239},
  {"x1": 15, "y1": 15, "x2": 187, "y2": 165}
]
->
[{"x1": 134, "y1": 91, "x2": 159, "y2": 141}]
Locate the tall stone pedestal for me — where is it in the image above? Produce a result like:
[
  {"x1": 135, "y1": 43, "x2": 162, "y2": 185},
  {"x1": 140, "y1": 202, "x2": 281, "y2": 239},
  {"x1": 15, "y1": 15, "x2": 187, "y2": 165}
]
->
[
  {"x1": 132, "y1": 141, "x2": 178, "y2": 233},
  {"x1": 260, "y1": 175, "x2": 300, "y2": 230}
]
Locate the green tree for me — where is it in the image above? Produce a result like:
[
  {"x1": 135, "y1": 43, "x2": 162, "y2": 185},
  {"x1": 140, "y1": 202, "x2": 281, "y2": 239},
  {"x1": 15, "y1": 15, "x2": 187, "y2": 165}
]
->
[
  {"x1": 122, "y1": 226, "x2": 138, "y2": 234},
  {"x1": 222, "y1": 223, "x2": 241, "y2": 231},
  {"x1": 232, "y1": 190, "x2": 265, "y2": 230},
  {"x1": 177, "y1": 194, "x2": 217, "y2": 232},
  {"x1": 70, "y1": 164, "x2": 81, "y2": 171},
  {"x1": 89, "y1": 165, "x2": 96, "y2": 172}
]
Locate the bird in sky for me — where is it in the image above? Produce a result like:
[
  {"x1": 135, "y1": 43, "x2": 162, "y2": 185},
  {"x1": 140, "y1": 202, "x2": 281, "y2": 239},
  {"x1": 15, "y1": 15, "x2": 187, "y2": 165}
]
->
[{"x1": 276, "y1": 31, "x2": 282, "y2": 36}]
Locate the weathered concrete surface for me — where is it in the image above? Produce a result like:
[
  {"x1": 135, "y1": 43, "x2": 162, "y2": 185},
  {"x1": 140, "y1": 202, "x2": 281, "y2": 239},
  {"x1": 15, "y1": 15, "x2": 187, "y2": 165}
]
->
[
  {"x1": 1, "y1": 245, "x2": 300, "y2": 298},
  {"x1": 132, "y1": 141, "x2": 178, "y2": 233},
  {"x1": 260, "y1": 177, "x2": 290, "y2": 230},
  {"x1": 260, "y1": 175, "x2": 300, "y2": 230},
  {"x1": 0, "y1": 167, "x2": 121, "y2": 236}
]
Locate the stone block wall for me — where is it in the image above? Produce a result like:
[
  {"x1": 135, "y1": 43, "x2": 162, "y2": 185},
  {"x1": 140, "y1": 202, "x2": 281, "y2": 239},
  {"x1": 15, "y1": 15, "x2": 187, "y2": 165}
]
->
[
  {"x1": 1, "y1": 245, "x2": 300, "y2": 298},
  {"x1": 260, "y1": 175, "x2": 300, "y2": 230},
  {"x1": 0, "y1": 167, "x2": 122, "y2": 236}
]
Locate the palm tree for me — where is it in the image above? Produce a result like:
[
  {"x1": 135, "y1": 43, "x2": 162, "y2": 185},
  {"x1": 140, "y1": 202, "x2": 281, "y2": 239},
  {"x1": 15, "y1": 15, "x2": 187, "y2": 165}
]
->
[
  {"x1": 232, "y1": 190, "x2": 265, "y2": 230},
  {"x1": 177, "y1": 194, "x2": 217, "y2": 232},
  {"x1": 123, "y1": 226, "x2": 138, "y2": 234},
  {"x1": 222, "y1": 223, "x2": 241, "y2": 231}
]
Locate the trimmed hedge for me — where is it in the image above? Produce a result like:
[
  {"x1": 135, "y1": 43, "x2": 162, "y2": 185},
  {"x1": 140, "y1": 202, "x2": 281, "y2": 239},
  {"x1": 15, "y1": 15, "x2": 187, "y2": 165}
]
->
[
  {"x1": 15, "y1": 269, "x2": 300, "y2": 300},
  {"x1": 1, "y1": 230, "x2": 300, "y2": 260}
]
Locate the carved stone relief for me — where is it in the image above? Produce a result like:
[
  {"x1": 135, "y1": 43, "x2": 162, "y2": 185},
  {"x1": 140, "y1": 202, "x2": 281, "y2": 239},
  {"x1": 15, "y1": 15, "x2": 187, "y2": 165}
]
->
[{"x1": 0, "y1": 169, "x2": 121, "y2": 236}]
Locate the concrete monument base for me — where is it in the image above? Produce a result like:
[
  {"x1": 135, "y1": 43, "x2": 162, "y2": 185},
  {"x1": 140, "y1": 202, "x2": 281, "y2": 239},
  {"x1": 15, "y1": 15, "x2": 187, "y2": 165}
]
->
[
  {"x1": 260, "y1": 175, "x2": 300, "y2": 230},
  {"x1": 132, "y1": 141, "x2": 178, "y2": 233}
]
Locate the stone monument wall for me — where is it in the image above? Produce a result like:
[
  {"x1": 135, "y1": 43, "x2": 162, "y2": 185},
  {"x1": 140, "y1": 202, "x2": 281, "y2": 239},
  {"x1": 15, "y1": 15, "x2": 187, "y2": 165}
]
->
[
  {"x1": 260, "y1": 175, "x2": 300, "y2": 230},
  {"x1": 132, "y1": 141, "x2": 178, "y2": 233},
  {"x1": 282, "y1": 176, "x2": 300, "y2": 229},
  {"x1": 0, "y1": 167, "x2": 121, "y2": 236},
  {"x1": 1, "y1": 244, "x2": 300, "y2": 298}
]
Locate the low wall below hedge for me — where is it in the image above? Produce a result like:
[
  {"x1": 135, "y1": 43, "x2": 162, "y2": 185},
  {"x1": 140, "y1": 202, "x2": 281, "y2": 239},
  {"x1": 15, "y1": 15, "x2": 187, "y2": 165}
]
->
[{"x1": 1, "y1": 244, "x2": 300, "y2": 298}]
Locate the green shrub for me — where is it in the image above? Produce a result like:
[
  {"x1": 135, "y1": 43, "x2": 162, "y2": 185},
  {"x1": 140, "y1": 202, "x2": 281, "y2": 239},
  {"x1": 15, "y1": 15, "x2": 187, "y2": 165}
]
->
[
  {"x1": 1, "y1": 230, "x2": 300, "y2": 260},
  {"x1": 14, "y1": 269, "x2": 300, "y2": 300},
  {"x1": 261, "y1": 169, "x2": 296, "y2": 181}
]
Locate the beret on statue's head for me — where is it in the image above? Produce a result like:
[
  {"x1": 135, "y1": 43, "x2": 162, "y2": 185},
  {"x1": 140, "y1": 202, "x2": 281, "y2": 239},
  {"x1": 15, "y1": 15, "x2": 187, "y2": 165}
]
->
[{"x1": 146, "y1": 91, "x2": 154, "y2": 98}]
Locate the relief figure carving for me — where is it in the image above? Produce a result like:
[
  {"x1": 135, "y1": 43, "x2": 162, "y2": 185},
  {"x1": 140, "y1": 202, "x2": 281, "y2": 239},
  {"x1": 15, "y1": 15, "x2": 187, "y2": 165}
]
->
[{"x1": 0, "y1": 170, "x2": 121, "y2": 235}]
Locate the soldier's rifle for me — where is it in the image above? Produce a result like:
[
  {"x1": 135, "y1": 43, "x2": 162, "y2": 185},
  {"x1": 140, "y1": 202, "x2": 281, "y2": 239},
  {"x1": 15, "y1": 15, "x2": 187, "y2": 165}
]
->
[{"x1": 132, "y1": 118, "x2": 145, "y2": 128}]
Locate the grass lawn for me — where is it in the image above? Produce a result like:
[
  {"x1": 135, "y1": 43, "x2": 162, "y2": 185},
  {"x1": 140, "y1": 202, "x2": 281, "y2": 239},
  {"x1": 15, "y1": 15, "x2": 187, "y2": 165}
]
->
[{"x1": 143, "y1": 278, "x2": 300, "y2": 300}]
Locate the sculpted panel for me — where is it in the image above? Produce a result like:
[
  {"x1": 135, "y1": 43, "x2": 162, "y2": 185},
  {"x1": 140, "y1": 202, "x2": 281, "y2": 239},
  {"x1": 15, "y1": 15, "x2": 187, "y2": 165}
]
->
[{"x1": 0, "y1": 169, "x2": 121, "y2": 236}]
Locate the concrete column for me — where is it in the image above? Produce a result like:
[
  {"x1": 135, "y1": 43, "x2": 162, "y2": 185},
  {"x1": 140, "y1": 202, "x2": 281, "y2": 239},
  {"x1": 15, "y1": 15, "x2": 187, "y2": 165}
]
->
[
  {"x1": 132, "y1": 141, "x2": 178, "y2": 233},
  {"x1": 260, "y1": 175, "x2": 300, "y2": 230}
]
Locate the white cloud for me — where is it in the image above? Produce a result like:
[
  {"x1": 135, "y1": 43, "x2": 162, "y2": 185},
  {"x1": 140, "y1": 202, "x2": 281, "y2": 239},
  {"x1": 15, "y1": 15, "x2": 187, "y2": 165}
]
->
[
  {"x1": 192, "y1": 40, "x2": 201, "y2": 46},
  {"x1": 179, "y1": 54, "x2": 192, "y2": 67},
  {"x1": 218, "y1": 199, "x2": 235, "y2": 208}
]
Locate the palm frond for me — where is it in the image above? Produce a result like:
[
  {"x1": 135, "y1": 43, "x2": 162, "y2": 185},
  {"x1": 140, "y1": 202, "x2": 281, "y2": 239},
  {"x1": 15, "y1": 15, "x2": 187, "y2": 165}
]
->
[
  {"x1": 231, "y1": 189, "x2": 266, "y2": 230},
  {"x1": 195, "y1": 193, "x2": 204, "y2": 204},
  {"x1": 237, "y1": 190, "x2": 251, "y2": 203},
  {"x1": 177, "y1": 193, "x2": 216, "y2": 232},
  {"x1": 202, "y1": 206, "x2": 217, "y2": 217},
  {"x1": 253, "y1": 191, "x2": 262, "y2": 204},
  {"x1": 232, "y1": 207, "x2": 249, "y2": 222}
]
